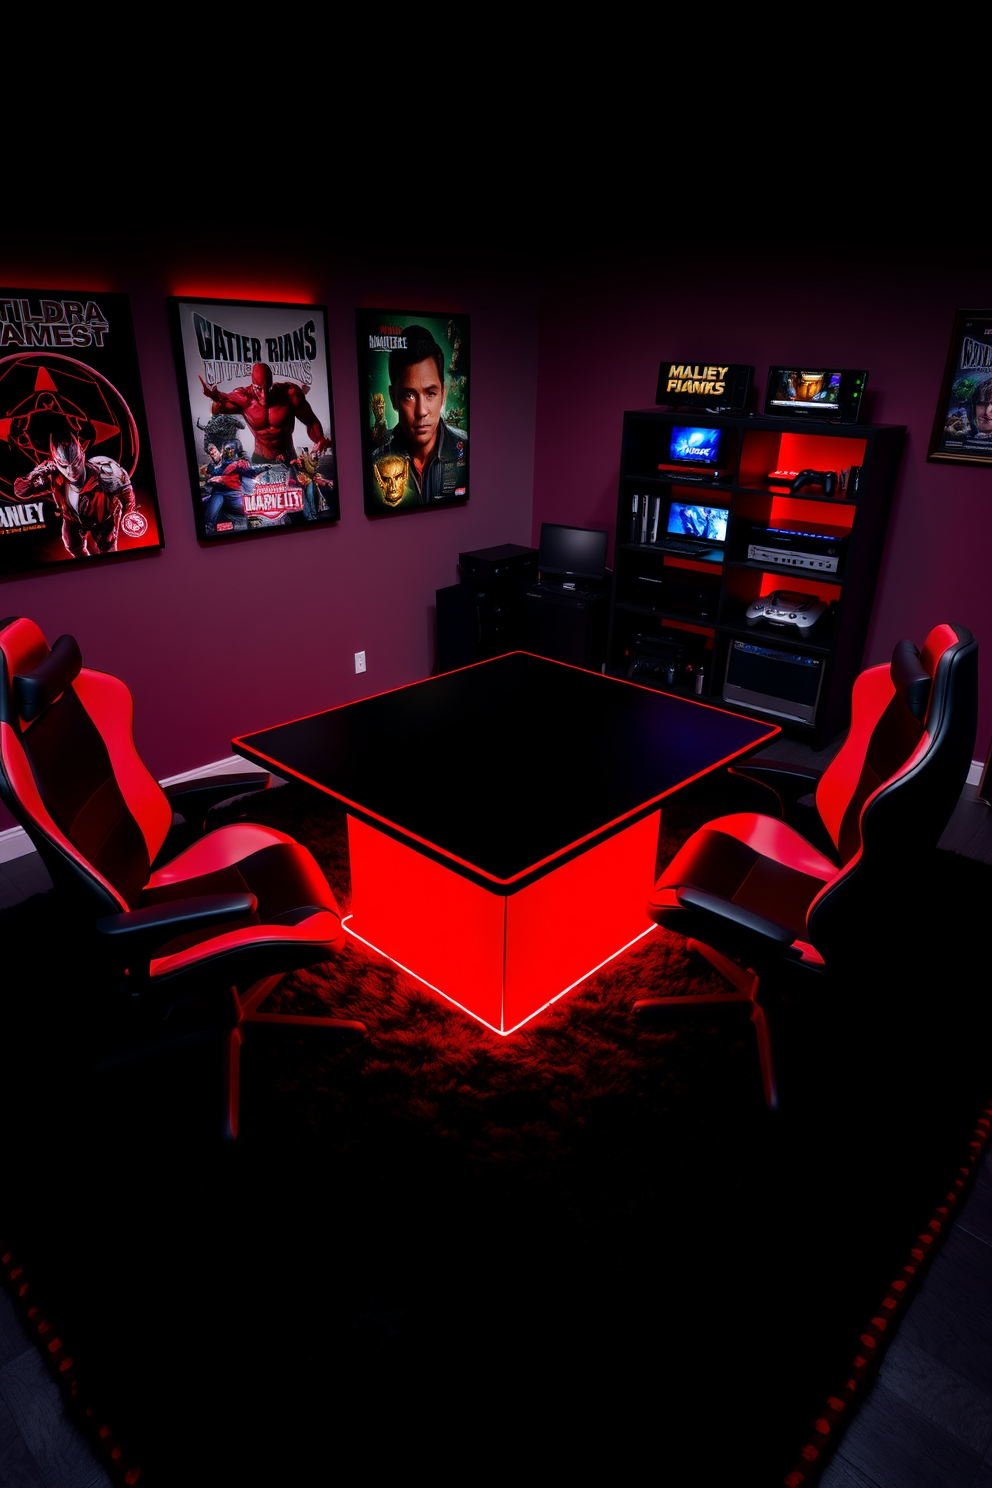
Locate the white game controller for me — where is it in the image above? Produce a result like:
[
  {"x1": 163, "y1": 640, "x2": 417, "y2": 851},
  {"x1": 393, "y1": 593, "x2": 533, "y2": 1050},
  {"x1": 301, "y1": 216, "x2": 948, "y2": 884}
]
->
[{"x1": 745, "y1": 590, "x2": 827, "y2": 632}]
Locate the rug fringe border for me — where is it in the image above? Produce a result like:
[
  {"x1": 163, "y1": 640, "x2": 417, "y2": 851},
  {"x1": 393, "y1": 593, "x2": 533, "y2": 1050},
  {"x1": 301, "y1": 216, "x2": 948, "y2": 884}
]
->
[
  {"x1": 0, "y1": 1241, "x2": 141, "y2": 1485},
  {"x1": 783, "y1": 1097, "x2": 992, "y2": 1486}
]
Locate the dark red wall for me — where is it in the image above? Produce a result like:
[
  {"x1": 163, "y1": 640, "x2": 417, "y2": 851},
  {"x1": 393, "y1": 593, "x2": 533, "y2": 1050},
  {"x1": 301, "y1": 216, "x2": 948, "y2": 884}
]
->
[
  {"x1": 3, "y1": 234, "x2": 989, "y2": 842},
  {"x1": 0, "y1": 234, "x2": 539, "y2": 829},
  {"x1": 531, "y1": 244, "x2": 991, "y2": 764}
]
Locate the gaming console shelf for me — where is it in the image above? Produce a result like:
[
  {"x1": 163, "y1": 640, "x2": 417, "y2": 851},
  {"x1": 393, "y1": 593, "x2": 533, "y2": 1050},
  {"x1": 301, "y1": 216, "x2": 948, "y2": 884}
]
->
[{"x1": 607, "y1": 410, "x2": 907, "y2": 745}]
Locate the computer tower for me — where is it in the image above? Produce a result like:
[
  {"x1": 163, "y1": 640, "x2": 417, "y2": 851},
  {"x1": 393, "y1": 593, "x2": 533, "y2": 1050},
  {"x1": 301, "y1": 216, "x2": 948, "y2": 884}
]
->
[
  {"x1": 458, "y1": 543, "x2": 538, "y2": 589},
  {"x1": 436, "y1": 581, "x2": 529, "y2": 673},
  {"x1": 521, "y1": 587, "x2": 609, "y2": 671},
  {"x1": 442, "y1": 544, "x2": 537, "y2": 669}
]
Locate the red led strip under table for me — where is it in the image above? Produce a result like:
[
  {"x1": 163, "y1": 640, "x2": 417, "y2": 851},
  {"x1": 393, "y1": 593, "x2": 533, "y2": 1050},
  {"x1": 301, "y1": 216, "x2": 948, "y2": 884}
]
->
[{"x1": 233, "y1": 652, "x2": 778, "y2": 1037}]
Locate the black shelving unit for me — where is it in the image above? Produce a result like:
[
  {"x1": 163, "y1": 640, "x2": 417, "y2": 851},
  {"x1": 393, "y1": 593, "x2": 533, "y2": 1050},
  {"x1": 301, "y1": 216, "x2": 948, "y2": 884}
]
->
[{"x1": 607, "y1": 410, "x2": 906, "y2": 745}]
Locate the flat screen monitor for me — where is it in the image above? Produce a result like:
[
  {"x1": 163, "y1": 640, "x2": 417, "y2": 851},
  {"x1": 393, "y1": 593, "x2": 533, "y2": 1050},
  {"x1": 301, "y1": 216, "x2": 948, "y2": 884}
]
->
[
  {"x1": 764, "y1": 367, "x2": 868, "y2": 423},
  {"x1": 538, "y1": 522, "x2": 609, "y2": 581},
  {"x1": 666, "y1": 501, "x2": 728, "y2": 543},
  {"x1": 668, "y1": 425, "x2": 728, "y2": 469}
]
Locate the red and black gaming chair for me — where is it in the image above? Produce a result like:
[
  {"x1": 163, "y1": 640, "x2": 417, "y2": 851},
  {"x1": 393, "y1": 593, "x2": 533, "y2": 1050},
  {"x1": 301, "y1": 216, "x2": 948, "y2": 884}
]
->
[
  {"x1": 635, "y1": 623, "x2": 978, "y2": 1108},
  {"x1": 0, "y1": 616, "x2": 364, "y2": 1139}
]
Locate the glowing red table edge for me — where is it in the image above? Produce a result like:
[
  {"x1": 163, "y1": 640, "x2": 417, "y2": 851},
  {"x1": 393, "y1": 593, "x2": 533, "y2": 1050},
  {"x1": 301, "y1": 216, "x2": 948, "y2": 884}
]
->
[{"x1": 233, "y1": 657, "x2": 779, "y2": 1036}]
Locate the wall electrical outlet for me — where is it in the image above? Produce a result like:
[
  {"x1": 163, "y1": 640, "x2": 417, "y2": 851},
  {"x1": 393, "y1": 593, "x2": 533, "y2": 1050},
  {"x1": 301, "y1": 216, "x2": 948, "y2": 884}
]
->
[{"x1": 354, "y1": 651, "x2": 367, "y2": 674}]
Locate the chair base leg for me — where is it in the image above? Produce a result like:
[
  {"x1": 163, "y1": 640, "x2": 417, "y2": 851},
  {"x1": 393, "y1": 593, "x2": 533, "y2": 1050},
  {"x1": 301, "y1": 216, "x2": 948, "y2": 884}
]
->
[
  {"x1": 243, "y1": 1011, "x2": 367, "y2": 1038},
  {"x1": 748, "y1": 1001, "x2": 777, "y2": 1113},
  {"x1": 238, "y1": 974, "x2": 366, "y2": 1038},
  {"x1": 218, "y1": 976, "x2": 367, "y2": 1139},
  {"x1": 633, "y1": 941, "x2": 778, "y2": 1111},
  {"x1": 222, "y1": 1027, "x2": 242, "y2": 1141},
  {"x1": 685, "y1": 939, "x2": 757, "y2": 997}
]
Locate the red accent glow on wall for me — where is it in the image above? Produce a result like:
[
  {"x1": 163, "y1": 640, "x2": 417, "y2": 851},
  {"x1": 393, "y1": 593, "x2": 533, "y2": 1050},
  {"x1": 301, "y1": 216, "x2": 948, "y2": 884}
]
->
[
  {"x1": 758, "y1": 572, "x2": 840, "y2": 605},
  {"x1": 774, "y1": 432, "x2": 868, "y2": 472},
  {"x1": 663, "y1": 556, "x2": 720, "y2": 577},
  {"x1": 653, "y1": 616, "x2": 714, "y2": 640},
  {"x1": 169, "y1": 281, "x2": 317, "y2": 303},
  {"x1": 768, "y1": 496, "x2": 855, "y2": 532},
  {"x1": 345, "y1": 810, "x2": 662, "y2": 1035}
]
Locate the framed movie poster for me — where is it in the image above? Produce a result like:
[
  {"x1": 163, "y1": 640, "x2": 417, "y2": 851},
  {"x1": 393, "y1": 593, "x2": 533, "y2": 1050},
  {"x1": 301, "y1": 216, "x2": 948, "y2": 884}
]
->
[
  {"x1": 168, "y1": 297, "x2": 340, "y2": 539},
  {"x1": 0, "y1": 289, "x2": 163, "y2": 575},
  {"x1": 927, "y1": 309, "x2": 992, "y2": 467},
  {"x1": 356, "y1": 309, "x2": 469, "y2": 516}
]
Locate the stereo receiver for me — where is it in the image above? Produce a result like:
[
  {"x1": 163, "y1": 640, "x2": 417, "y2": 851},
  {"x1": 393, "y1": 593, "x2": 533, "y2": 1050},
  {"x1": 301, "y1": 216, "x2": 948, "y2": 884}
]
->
[
  {"x1": 723, "y1": 639, "x2": 826, "y2": 724},
  {"x1": 747, "y1": 524, "x2": 848, "y2": 574}
]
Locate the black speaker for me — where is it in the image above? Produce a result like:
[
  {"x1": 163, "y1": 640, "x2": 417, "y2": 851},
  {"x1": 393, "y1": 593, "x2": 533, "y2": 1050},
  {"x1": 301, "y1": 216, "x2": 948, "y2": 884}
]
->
[{"x1": 435, "y1": 584, "x2": 480, "y2": 673}]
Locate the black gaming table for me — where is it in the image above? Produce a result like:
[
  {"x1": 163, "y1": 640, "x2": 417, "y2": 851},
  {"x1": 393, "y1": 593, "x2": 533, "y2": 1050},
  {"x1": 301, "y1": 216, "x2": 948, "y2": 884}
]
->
[{"x1": 233, "y1": 652, "x2": 778, "y2": 1035}]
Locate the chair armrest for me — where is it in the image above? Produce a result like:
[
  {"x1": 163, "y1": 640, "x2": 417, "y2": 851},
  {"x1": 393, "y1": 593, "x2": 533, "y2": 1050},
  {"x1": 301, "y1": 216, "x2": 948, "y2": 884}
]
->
[
  {"x1": 164, "y1": 772, "x2": 270, "y2": 834},
  {"x1": 674, "y1": 887, "x2": 797, "y2": 948},
  {"x1": 728, "y1": 760, "x2": 822, "y2": 819},
  {"x1": 96, "y1": 893, "x2": 257, "y2": 965}
]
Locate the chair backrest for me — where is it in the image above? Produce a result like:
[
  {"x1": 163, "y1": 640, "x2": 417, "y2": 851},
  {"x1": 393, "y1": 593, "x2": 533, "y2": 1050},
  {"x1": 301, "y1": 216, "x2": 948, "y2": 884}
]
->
[
  {"x1": 0, "y1": 617, "x2": 174, "y2": 916},
  {"x1": 808, "y1": 622, "x2": 978, "y2": 953}
]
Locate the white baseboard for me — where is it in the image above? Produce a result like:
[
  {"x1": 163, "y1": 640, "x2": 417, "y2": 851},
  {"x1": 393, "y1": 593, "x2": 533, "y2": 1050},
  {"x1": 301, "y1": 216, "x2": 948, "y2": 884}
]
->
[{"x1": 0, "y1": 755, "x2": 275, "y2": 865}]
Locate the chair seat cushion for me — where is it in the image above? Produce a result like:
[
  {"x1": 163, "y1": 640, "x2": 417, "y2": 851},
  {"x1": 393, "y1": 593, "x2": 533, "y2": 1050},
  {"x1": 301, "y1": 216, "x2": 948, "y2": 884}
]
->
[
  {"x1": 650, "y1": 812, "x2": 838, "y2": 943},
  {"x1": 139, "y1": 823, "x2": 345, "y2": 987},
  {"x1": 145, "y1": 823, "x2": 337, "y2": 917}
]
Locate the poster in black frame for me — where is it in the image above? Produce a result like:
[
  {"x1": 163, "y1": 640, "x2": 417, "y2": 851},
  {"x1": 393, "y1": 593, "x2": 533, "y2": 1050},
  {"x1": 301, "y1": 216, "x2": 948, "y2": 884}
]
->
[
  {"x1": 0, "y1": 288, "x2": 164, "y2": 574},
  {"x1": 927, "y1": 308, "x2": 992, "y2": 467},
  {"x1": 168, "y1": 296, "x2": 341, "y2": 540},
  {"x1": 356, "y1": 308, "x2": 469, "y2": 516}
]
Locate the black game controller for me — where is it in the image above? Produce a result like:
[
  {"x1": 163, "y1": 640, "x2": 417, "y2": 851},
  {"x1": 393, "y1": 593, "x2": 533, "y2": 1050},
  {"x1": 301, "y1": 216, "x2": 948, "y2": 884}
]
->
[{"x1": 790, "y1": 469, "x2": 837, "y2": 496}]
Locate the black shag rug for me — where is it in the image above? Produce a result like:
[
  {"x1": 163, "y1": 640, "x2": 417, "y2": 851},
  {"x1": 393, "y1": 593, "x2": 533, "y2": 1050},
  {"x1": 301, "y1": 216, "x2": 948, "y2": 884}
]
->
[{"x1": 2, "y1": 772, "x2": 990, "y2": 1486}]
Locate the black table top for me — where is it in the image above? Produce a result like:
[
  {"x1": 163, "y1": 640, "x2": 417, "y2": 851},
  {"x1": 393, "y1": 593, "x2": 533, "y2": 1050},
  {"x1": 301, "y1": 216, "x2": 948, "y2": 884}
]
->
[{"x1": 234, "y1": 652, "x2": 778, "y2": 891}]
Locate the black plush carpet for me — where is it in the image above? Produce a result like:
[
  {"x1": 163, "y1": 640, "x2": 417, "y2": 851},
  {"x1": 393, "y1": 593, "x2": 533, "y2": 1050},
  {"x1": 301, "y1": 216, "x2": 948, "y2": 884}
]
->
[{"x1": 2, "y1": 774, "x2": 991, "y2": 1486}]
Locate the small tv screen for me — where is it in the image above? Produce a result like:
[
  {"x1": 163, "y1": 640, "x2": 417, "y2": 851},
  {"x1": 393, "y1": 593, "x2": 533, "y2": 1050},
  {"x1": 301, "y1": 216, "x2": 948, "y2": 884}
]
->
[
  {"x1": 668, "y1": 426, "x2": 727, "y2": 467},
  {"x1": 764, "y1": 367, "x2": 868, "y2": 423},
  {"x1": 666, "y1": 502, "x2": 728, "y2": 542},
  {"x1": 538, "y1": 522, "x2": 608, "y2": 580}
]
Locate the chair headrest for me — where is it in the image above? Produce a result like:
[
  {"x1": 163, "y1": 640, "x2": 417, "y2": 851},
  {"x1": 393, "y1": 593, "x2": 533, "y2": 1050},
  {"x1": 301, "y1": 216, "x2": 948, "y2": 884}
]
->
[
  {"x1": 890, "y1": 639, "x2": 931, "y2": 722},
  {"x1": 13, "y1": 634, "x2": 82, "y2": 722}
]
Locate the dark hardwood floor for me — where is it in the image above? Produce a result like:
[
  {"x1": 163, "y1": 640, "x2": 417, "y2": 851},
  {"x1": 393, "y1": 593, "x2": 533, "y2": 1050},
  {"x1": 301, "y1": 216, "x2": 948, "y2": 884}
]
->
[{"x1": 1, "y1": 754, "x2": 990, "y2": 1488}]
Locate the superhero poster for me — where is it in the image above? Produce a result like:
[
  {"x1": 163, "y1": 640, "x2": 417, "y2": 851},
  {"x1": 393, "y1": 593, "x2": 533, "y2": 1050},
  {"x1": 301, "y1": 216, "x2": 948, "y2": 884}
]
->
[
  {"x1": 0, "y1": 289, "x2": 163, "y2": 575},
  {"x1": 356, "y1": 309, "x2": 469, "y2": 516},
  {"x1": 927, "y1": 309, "x2": 992, "y2": 467},
  {"x1": 168, "y1": 297, "x2": 340, "y2": 540}
]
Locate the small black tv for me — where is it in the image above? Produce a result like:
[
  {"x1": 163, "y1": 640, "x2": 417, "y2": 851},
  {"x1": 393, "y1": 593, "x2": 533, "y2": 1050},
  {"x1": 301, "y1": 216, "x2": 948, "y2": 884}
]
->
[
  {"x1": 670, "y1": 426, "x2": 727, "y2": 467},
  {"x1": 764, "y1": 367, "x2": 868, "y2": 423},
  {"x1": 538, "y1": 522, "x2": 609, "y2": 581},
  {"x1": 666, "y1": 501, "x2": 728, "y2": 543},
  {"x1": 655, "y1": 425, "x2": 731, "y2": 478}
]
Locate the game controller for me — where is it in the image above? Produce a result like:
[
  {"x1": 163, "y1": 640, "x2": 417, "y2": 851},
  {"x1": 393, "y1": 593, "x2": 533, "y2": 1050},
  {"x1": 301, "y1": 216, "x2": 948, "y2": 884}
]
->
[
  {"x1": 745, "y1": 591, "x2": 827, "y2": 632},
  {"x1": 790, "y1": 469, "x2": 837, "y2": 496}
]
